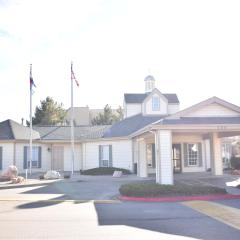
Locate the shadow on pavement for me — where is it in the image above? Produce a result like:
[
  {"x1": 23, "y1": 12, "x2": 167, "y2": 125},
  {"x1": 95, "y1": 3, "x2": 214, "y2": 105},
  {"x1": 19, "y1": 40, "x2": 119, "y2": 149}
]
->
[
  {"x1": 94, "y1": 201, "x2": 240, "y2": 240},
  {"x1": 0, "y1": 181, "x2": 58, "y2": 190},
  {"x1": 16, "y1": 196, "x2": 67, "y2": 209}
]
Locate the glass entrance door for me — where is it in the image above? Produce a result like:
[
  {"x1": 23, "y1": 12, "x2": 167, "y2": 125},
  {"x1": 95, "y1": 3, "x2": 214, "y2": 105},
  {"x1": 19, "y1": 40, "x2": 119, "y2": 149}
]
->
[{"x1": 172, "y1": 144, "x2": 181, "y2": 173}]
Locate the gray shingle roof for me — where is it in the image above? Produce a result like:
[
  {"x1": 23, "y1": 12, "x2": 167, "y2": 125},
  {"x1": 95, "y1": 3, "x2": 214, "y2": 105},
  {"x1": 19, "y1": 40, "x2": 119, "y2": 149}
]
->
[
  {"x1": 0, "y1": 120, "x2": 14, "y2": 139},
  {"x1": 34, "y1": 125, "x2": 111, "y2": 141},
  {"x1": 158, "y1": 117, "x2": 240, "y2": 125},
  {"x1": 124, "y1": 93, "x2": 179, "y2": 104},
  {"x1": 0, "y1": 120, "x2": 40, "y2": 140},
  {"x1": 103, "y1": 114, "x2": 165, "y2": 138}
]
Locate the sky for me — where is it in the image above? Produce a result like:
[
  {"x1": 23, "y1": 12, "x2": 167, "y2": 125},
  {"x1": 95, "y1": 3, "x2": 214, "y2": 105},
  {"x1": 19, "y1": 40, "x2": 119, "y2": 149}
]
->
[{"x1": 0, "y1": 0, "x2": 240, "y2": 123}]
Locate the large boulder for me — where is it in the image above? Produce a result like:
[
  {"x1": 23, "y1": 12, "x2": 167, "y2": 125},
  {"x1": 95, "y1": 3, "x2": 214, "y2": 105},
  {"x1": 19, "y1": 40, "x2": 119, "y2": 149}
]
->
[
  {"x1": 1, "y1": 165, "x2": 18, "y2": 179},
  {"x1": 44, "y1": 170, "x2": 61, "y2": 180}
]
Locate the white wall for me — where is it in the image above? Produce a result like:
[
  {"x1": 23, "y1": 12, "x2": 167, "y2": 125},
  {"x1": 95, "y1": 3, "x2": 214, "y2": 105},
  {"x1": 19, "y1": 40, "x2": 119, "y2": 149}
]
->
[
  {"x1": 83, "y1": 140, "x2": 133, "y2": 171},
  {"x1": 185, "y1": 103, "x2": 240, "y2": 117},
  {"x1": 51, "y1": 143, "x2": 82, "y2": 171},
  {"x1": 143, "y1": 93, "x2": 168, "y2": 115},
  {"x1": 64, "y1": 144, "x2": 81, "y2": 171},
  {"x1": 0, "y1": 143, "x2": 14, "y2": 172},
  {"x1": 125, "y1": 104, "x2": 142, "y2": 118},
  {"x1": 168, "y1": 104, "x2": 180, "y2": 115}
]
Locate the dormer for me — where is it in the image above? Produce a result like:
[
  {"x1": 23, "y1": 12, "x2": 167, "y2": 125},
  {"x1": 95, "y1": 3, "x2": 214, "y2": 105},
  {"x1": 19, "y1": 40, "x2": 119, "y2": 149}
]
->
[
  {"x1": 123, "y1": 76, "x2": 180, "y2": 118},
  {"x1": 142, "y1": 89, "x2": 168, "y2": 115}
]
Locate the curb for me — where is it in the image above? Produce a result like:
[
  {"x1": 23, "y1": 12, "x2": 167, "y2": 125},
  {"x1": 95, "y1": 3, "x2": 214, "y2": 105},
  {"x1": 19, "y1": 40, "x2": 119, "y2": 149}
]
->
[{"x1": 119, "y1": 194, "x2": 240, "y2": 202}]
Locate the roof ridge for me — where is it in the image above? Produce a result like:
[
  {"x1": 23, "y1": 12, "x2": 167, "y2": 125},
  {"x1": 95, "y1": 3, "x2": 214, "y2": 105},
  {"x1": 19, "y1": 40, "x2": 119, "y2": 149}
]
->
[{"x1": 40, "y1": 126, "x2": 61, "y2": 139}]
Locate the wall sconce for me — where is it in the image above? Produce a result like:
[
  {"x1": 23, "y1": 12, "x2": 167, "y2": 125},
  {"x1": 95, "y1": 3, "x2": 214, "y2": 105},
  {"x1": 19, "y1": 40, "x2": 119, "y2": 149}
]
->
[{"x1": 47, "y1": 147, "x2": 51, "y2": 152}]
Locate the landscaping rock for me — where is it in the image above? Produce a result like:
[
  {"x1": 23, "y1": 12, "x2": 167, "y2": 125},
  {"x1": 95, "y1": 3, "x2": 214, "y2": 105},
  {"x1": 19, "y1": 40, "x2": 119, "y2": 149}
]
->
[
  {"x1": 11, "y1": 176, "x2": 25, "y2": 184},
  {"x1": 226, "y1": 178, "x2": 240, "y2": 187},
  {"x1": 44, "y1": 170, "x2": 61, "y2": 179},
  {"x1": 113, "y1": 171, "x2": 122, "y2": 177},
  {"x1": 1, "y1": 165, "x2": 18, "y2": 179},
  {"x1": 231, "y1": 169, "x2": 240, "y2": 175}
]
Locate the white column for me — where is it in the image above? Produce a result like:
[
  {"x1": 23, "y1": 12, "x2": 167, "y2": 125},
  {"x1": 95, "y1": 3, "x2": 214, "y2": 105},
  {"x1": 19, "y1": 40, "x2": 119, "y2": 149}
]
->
[
  {"x1": 155, "y1": 130, "x2": 173, "y2": 185},
  {"x1": 204, "y1": 139, "x2": 211, "y2": 170},
  {"x1": 137, "y1": 139, "x2": 148, "y2": 178},
  {"x1": 211, "y1": 133, "x2": 223, "y2": 175}
]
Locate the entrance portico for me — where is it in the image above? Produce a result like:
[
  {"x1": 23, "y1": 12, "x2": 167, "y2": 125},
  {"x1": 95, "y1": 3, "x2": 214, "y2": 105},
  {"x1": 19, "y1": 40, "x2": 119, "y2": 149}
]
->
[{"x1": 135, "y1": 125, "x2": 240, "y2": 185}]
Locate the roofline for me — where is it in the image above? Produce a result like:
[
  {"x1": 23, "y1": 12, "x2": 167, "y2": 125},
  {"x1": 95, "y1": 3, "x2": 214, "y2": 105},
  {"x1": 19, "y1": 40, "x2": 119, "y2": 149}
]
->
[
  {"x1": 39, "y1": 136, "x2": 130, "y2": 143},
  {"x1": 151, "y1": 123, "x2": 240, "y2": 131},
  {"x1": 155, "y1": 96, "x2": 240, "y2": 122},
  {"x1": 130, "y1": 121, "x2": 240, "y2": 138}
]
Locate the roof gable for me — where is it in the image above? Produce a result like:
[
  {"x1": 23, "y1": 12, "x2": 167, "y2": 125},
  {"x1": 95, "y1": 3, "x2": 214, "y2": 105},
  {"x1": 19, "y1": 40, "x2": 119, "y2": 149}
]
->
[
  {"x1": 142, "y1": 88, "x2": 168, "y2": 105},
  {"x1": 167, "y1": 97, "x2": 240, "y2": 119},
  {"x1": 0, "y1": 120, "x2": 14, "y2": 140}
]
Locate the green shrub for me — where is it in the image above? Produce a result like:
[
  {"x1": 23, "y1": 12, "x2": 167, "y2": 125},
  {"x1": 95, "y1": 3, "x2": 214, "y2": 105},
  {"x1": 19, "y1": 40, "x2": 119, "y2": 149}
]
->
[
  {"x1": 230, "y1": 157, "x2": 240, "y2": 169},
  {"x1": 119, "y1": 182, "x2": 226, "y2": 197},
  {"x1": 81, "y1": 167, "x2": 131, "y2": 175}
]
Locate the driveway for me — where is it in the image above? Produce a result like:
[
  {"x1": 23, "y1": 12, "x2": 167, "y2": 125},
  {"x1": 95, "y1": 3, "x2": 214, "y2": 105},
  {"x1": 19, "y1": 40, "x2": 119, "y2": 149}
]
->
[
  {"x1": 0, "y1": 174, "x2": 152, "y2": 201},
  {"x1": 0, "y1": 172, "x2": 240, "y2": 201}
]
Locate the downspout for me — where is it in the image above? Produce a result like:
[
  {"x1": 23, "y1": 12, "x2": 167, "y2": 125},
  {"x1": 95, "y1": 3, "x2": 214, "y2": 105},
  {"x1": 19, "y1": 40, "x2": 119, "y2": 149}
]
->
[{"x1": 13, "y1": 141, "x2": 16, "y2": 165}]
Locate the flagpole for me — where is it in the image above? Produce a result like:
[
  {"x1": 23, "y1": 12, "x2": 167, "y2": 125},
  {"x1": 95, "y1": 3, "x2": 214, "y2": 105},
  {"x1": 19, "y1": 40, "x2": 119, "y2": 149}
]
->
[
  {"x1": 71, "y1": 62, "x2": 75, "y2": 175},
  {"x1": 29, "y1": 64, "x2": 33, "y2": 175}
]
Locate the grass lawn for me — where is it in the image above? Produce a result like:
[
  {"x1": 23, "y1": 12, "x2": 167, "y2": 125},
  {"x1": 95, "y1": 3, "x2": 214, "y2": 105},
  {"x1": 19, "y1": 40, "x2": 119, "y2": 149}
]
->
[
  {"x1": 81, "y1": 167, "x2": 131, "y2": 175},
  {"x1": 119, "y1": 182, "x2": 227, "y2": 197}
]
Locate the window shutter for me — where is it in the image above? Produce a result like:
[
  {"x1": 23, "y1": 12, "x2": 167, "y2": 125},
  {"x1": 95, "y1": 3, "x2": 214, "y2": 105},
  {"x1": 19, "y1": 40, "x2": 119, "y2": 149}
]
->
[
  {"x1": 0, "y1": 147, "x2": 2, "y2": 170},
  {"x1": 38, "y1": 147, "x2": 42, "y2": 168},
  {"x1": 109, "y1": 145, "x2": 112, "y2": 167},
  {"x1": 152, "y1": 144, "x2": 156, "y2": 168},
  {"x1": 23, "y1": 146, "x2": 28, "y2": 169},
  {"x1": 99, "y1": 145, "x2": 102, "y2": 167},
  {"x1": 183, "y1": 143, "x2": 188, "y2": 167},
  {"x1": 198, "y1": 143, "x2": 202, "y2": 167}
]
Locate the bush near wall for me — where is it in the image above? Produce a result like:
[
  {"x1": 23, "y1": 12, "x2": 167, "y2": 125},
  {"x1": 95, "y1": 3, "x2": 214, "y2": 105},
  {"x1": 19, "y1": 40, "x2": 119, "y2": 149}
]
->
[
  {"x1": 80, "y1": 167, "x2": 131, "y2": 175},
  {"x1": 230, "y1": 157, "x2": 240, "y2": 170},
  {"x1": 119, "y1": 183, "x2": 226, "y2": 197}
]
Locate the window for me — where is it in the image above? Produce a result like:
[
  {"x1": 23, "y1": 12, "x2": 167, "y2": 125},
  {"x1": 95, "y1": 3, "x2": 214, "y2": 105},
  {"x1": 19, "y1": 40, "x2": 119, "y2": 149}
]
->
[
  {"x1": 101, "y1": 145, "x2": 109, "y2": 167},
  {"x1": 100, "y1": 145, "x2": 112, "y2": 167},
  {"x1": 26, "y1": 146, "x2": 40, "y2": 168},
  {"x1": 187, "y1": 144, "x2": 198, "y2": 166},
  {"x1": 152, "y1": 96, "x2": 160, "y2": 111}
]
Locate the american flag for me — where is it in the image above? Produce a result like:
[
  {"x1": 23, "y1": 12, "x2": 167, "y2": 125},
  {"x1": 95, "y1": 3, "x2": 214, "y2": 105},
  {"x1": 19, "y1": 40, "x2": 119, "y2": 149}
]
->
[
  {"x1": 30, "y1": 64, "x2": 36, "y2": 93},
  {"x1": 71, "y1": 63, "x2": 79, "y2": 87}
]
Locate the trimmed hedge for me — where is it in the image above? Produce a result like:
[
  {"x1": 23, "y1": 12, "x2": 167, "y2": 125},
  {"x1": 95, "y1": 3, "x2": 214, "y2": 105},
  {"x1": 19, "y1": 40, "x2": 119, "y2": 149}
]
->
[
  {"x1": 230, "y1": 157, "x2": 240, "y2": 170},
  {"x1": 119, "y1": 182, "x2": 226, "y2": 197},
  {"x1": 81, "y1": 167, "x2": 131, "y2": 175}
]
